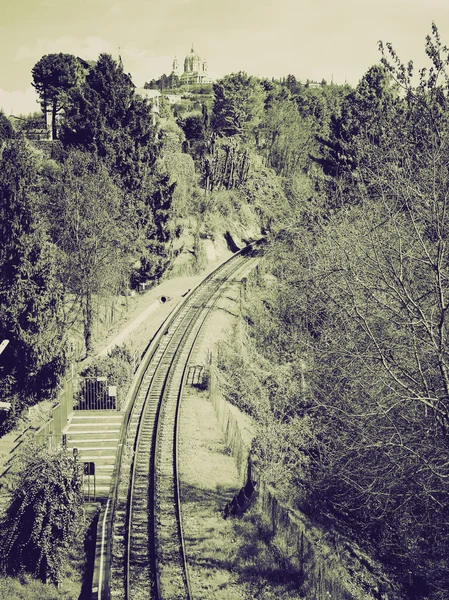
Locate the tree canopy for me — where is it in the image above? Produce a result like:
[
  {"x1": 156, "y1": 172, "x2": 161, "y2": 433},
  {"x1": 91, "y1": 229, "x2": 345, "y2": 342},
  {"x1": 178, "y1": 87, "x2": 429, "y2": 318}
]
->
[
  {"x1": 32, "y1": 53, "x2": 87, "y2": 139},
  {"x1": 0, "y1": 139, "x2": 66, "y2": 413},
  {"x1": 218, "y1": 22, "x2": 449, "y2": 598},
  {"x1": 211, "y1": 72, "x2": 265, "y2": 141}
]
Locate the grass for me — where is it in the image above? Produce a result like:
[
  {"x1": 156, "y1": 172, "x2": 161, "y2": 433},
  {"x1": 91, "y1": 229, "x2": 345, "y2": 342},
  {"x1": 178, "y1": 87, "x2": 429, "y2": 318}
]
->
[
  {"x1": 180, "y1": 386, "x2": 305, "y2": 600},
  {"x1": 0, "y1": 503, "x2": 100, "y2": 600}
]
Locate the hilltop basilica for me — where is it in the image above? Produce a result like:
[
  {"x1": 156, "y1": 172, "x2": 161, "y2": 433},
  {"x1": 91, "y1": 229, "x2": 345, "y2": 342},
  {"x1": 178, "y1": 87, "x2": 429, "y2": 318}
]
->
[{"x1": 171, "y1": 45, "x2": 212, "y2": 85}]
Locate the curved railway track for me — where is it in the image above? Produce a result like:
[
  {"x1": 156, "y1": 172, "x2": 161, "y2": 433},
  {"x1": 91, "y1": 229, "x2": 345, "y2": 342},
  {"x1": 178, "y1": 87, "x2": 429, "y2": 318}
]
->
[{"x1": 92, "y1": 241, "x2": 262, "y2": 600}]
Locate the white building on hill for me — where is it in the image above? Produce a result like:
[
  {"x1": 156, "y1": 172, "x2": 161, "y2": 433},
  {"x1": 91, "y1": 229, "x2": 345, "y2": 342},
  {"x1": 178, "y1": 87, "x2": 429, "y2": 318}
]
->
[{"x1": 172, "y1": 45, "x2": 212, "y2": 85}]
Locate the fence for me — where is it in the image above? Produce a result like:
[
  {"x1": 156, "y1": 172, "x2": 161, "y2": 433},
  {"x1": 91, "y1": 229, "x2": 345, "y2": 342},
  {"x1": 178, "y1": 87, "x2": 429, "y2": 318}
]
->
[
  {"x1": 74, "y1": 377, "x2": 119, "y2": 411},
  {"x1": 209, "y1": 365, "x2": 254, "y2": 479},
  {"x1": 34, "y1": 377, "x2": 74, "y2": 448}
]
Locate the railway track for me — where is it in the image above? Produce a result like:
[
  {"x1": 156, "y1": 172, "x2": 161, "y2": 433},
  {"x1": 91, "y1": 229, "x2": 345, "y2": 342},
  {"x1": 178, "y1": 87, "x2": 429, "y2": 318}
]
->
[{"x1": 92, "y1": 241, "x2": 262, "y2": 600}]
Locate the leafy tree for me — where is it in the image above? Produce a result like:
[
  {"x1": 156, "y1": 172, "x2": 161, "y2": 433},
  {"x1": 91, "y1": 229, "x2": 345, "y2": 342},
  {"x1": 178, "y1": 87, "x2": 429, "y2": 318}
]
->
[
  {"x1": 0, "y1": 139, "x2": 66, "y2": 415},
  {"x1": 211, "y1": 72, "x2": 265, "y2": 141},
  {"x1": 44, "y1": 150, "x2": 133, "y2": 355},
  {"x1": 32, "y1": 53, "x2": 87, "y2": 140},
  {"x1": 0, "y1": 444, "x2": 83, "y2": 585},
  {"x1": 258, "y1": 84, "x2": 314, "y2": 177},
  {"x1": 313, "y1": 65, "x2": 398, "y2": 207},
  {"x1": 180, "y1": 112, "x2": 205, "y2": 143},
  {"x1": 233, "y1": 23, "x2": 449, "y2": 597},
  {"x1": 60, "y1": 55, "x2": 178, "y2": 286}
]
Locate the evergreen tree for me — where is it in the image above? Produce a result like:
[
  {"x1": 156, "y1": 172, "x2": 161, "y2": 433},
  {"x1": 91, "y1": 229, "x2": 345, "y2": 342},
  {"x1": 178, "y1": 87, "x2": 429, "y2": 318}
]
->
[
  {"x1": 313, "y1": 64, "x2": 398, "y2": 207},
  {"x1": 60, "y1": 54, "x2": 176, "y2": 285},
  {"x1": 135, "y1": 173, "x2": 176, "y2": 283},
  {"x1": 60, "y1": 53, "x2": 159, "y2": 192},
  {"x1": 0, "y1": 139, "x2": 66, "y2": 414},
  {"x1": 32, "y1": 53, "x2": 88, "y2": 139},
  {"x1": 0, "y1": 111, "x2": 13, "y2": 143}
]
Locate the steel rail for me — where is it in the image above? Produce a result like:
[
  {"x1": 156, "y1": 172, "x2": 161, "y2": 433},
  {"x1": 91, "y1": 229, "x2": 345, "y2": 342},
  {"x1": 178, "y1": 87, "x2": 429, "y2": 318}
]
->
[
  {"x1": 91, "y1": 239, "x2": 263, "y2": 600},
  {"x1": 124, "y1": 300, "x2": 203, "y2": 599},
  {"x1": 128, "y1": 252, "x2": 253, "y2": 599}
]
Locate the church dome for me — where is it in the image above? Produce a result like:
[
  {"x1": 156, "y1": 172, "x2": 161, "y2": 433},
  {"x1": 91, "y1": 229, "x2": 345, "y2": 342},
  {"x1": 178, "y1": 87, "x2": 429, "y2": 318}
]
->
[{"x1": 184, "y1": 45, "x2": 201, "y2": 73}]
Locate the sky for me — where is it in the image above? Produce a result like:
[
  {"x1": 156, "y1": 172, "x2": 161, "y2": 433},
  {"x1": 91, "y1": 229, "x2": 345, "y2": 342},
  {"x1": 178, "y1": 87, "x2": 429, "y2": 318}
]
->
[{"x1": 1, "y1": 0, "x2": 449, "y2": 115}]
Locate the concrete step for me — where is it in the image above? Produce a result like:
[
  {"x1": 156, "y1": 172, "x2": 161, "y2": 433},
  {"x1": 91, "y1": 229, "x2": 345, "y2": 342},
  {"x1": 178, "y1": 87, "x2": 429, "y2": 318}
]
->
[
  {"x1": 68, "y1": 447, "x2": 118, "y2": 454},
  {"x1": 71, "y1": 410, "x2": 122, "y2": 415},
  {"x1": 67, "y1": 437, "x2": 120, "y2": 443},
  {"x1": 85, "y1": 473, "x2": 113, "y2": 481},
  {"x1": 77, "y1": 454, "x2": 116, "y2": 465},
  {"x1": 83, "y1": 485, "x2": 111, "y2": 500},
  {"x1": 67, "y1": 439, "x2": 117, "y2": 454},
  {"x1": 63, "y1": 411, "x2": 124, "y2": 501},
  {"x1": 66, "y1": 424, "x2": 122, "y2": 431}
]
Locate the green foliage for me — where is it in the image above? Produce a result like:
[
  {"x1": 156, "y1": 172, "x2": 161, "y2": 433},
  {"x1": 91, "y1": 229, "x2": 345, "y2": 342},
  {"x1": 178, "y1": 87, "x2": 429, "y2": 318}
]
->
[
  {"x1": 202, "y1": 136, "x2": 251, "y2": 192},
  {"x1": 217, "y1": 320, "x2": 312, "y2": 500},
  {"x1": 61, "y1": 53, "x2": 159, "y2": 193},
  {"x1": 59, "y1": 54, "x2": 176, "y2": 286},
  {"x1": 42, "y1": 149, "x2": 134, "y2": 354},
  {"x1": 158, "y1": 116, "x2": 185, "y2": 156},
  {"x1": 313, "y1": 64, "x2": 398, "y2": 207},
  {"x1": 32, "y1": 53, "x2": 87, "y2": 139},
  {"x1": 238, "y1": 152, "x2": 291, "y2": 231},
  {"x1": 0, "y1": 444, "x2": 83, "y2": 585},
  {"x1": 258, "y1": 85, "x2": 315, "y2": 177},
  {"x1": 211, "y1": 72, "x2": 265, "y2": 141},
  {"x1": 178, "y1": 112, "x2": 207, "y2": 161},
  {"x1": 134, "y1": 172, "x2": 176, "y2": 284},
  {"x1": 80, "y1": 345, "x2": 133, "y2": 409},
  {"x1": 157, "y1": 139, "x2": 198, "y2": 230},
  {"x1": 226, "y1": 24, "x2": 449, "y2": 598},
  {"x1": 144, "y1": 72, "x2": 178, "y2": 91},
  {"x1": 0, "y1": 574, "x2": 67, "y2": 599},
  {"x1": 0, "y1": 139, "x2": 66, "y2": 412},
  {"x1": 0, "y1": 111, "x2": 14, "y2": 142}
]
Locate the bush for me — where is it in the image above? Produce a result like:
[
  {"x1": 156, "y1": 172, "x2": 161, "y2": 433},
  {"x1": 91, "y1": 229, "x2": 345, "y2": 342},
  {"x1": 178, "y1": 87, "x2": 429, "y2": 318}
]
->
[
  {"x1": 79, "y1": 345, "x2": 134, "y2": 410},
  {"x1": 0, "y1": 444, "x2": 83, "y2": 585}
]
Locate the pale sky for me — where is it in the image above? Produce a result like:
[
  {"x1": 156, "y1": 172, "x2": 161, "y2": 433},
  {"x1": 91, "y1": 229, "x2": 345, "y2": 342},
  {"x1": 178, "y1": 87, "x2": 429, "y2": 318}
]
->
[{"x1": 1, "y1": 0, "x2": 448, "y2": 115}]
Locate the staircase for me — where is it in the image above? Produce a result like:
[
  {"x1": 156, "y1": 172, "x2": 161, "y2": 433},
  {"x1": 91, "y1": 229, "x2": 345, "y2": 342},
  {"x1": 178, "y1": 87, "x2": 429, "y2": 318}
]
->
[{"x1": 64, "y1": 411, "x2": 123, "y2": 501}]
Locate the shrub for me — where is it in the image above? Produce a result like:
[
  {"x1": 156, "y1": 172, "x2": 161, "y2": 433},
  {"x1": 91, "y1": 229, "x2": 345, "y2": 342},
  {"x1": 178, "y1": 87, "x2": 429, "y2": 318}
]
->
[{"x1": 0, "y1": 444, "x2": 83, "y2": 585}]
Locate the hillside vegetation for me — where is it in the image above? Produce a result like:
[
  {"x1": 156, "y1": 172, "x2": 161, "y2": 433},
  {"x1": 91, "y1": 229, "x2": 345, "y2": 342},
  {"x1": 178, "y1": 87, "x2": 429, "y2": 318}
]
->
[
  {"x1": 217, "y1": 24, "x2": 449, "y2": 599},
  {"x1": 1, "y1": 23, "x2": 448, "y2": 597}
]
